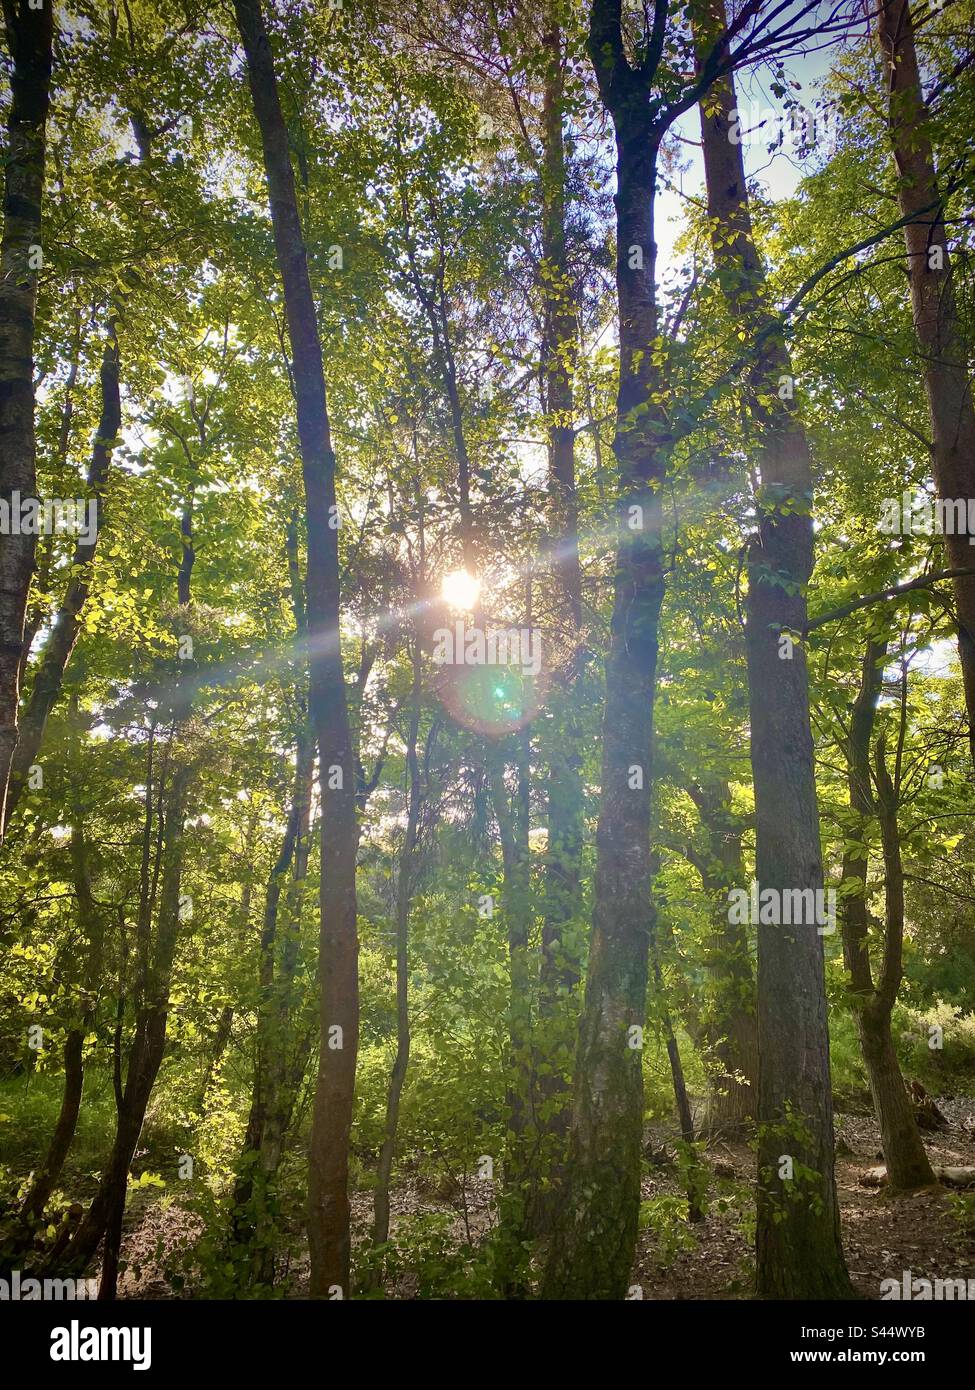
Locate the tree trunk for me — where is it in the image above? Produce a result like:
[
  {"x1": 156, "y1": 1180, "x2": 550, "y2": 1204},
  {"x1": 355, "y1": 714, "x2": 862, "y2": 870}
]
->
[
  {"x1": 55, "y1": 475, "x2": 197, "y2": 1293},
  {"x1": 684, "y1": 777, "x2": 757, "y2": 1135},
  {"x1": 0, "y1": 0, "x2": 54, "y2": 837},
  {"x1": 233, "y1": 0, "x2": 359, "y2": 1298},
  {"x1": 18, "y1": 803, "x2": 106, "y2": 1228},
  {"x1": 653, "y1": 948, "x2": 703, "y2": 1225},
  {"x1": 871, "y1": 731, "x2": 936, "y2": 1189},
  {"x1": 488, "y1": 733, "x2": 534, "y2": 1294},
  {"x1": 542, "y1": 2, "x2": 668, "y2": 1300},
  {"x1": 54, "y1": 759, "x2": 190, "y2": 1290},
  {"x1": 4, "y1": 319, "x2": 121, "y2": 829},
  {"x1": 539, "y1": 12, "x2": 584, "y2": 1003},
  {"x1": 860, "y1": 1000, "x2": 934, "y2": 1191},
  {"x1": 96, "y1": 775, "x2": 188, "y2": 1301},
  {"x1": 16, "y1": 312, "x2": 80, "y2": 701},
  {"x1": 700, "y1": 929, "x2": 757, "y2": 1136},
  {"x1": 876, "y1": 0, "x2": 975, "y2": 771},
  {"x1": 373, "y1": 659, "x2": 422, "y2": 1255},
  {"x1": 535, "y1": 17, "x2": 586, "y2": 1223},
  {"x1": 840, "y1": 639, "x2": 935, "y2": 1190},
  {"x1": 232, "y1": 716, "x2": 314, "y2": 1285},
  {"x1": 694, "y1": 0, "x2": 851, "y2": 1297}
]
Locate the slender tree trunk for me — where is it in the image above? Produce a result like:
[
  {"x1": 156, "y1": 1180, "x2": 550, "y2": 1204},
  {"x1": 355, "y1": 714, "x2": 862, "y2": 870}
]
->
[
  {"x1": 373, "y1": 658, "x2": 422, "y2": 1254},
  {"x1": 871, "y1": 736, "x2": 934, "y2": 1187},
  {"x1": 95, "y1": 765, "x2": 189, "y2": 1300},
  {"x1": 55, "y1": 485, "x2": 197, "y2": 1293},
  {"x1": 488, "y1": 733, "x2": 534, "y2": 1294},
  {"x1": 542, "y1": 2, "x2": 668, "y2": 1300},
  {"x1": 877, "y1": 0, "x2": 975, "y2": 770},
  {"x1": 19, "y1": 808, "x2": 105, "y2": 1226},
  {"x1": 22, "y1": 1034, "x2": 83, "y2": 1222},
  {"x1": 859, "y1": 1004, "x2": 933, "y2": 1186},
  {"x1": 652, "y1": 948, "x2": 703, "y2": 1224},
  {"x1": 684, "y1": 778, "x2": 757, "y2": 1135},
  {"x1": 535, "y1": 18, "x2": 586, "y2": 1219},
  {"x1": 232, "y1": 521, "x2": 315, "y2": 1285},
  {"x1": 840, "y1": 640, "x2": 935, "y2": 1189},
  {"x1": 539, "y1": 14, "x2": 584, "y2": 1003},
  {"x1": 662, "y1": 1005, "x2": 694, "y2": 1150},
  {"x1": 54, "y1": 757, "x2": 190, "y2": 1289},
  {"x1": 232, "y1": 717, "x2": 314, "y2": 1284},
  {"x1": 4, "y1": 319, "x2": 121, "y2": 829},
  {"x1": 233, "y1": 0, "x2": 359, "y2": 1297},
  {"x1": 16, "y1": 311, "x2": 80, "y2": 699},
  {"x1": 694, "y1": 0, "x2": 851, "y2": 1296},
  {"x1": 0, "y1": 0, "x2": 54, "y2": 837}
]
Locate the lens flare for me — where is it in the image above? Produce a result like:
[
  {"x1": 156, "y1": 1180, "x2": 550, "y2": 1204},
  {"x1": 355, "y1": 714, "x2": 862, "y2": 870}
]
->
[
  {"x1": 435, "y1": 662, "x2": 544, "y2": 737},
  {"x1": 440, "y1": 569, "x2": 481, "y2": 611}
]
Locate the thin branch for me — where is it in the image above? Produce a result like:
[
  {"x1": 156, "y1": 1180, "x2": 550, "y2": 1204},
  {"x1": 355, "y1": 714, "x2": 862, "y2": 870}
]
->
[{"x1": 806, "y1": 567, "x2": 975, "y2": 633}]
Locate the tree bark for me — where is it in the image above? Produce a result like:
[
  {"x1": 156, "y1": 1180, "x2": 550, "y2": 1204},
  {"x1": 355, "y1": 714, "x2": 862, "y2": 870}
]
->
[
  {"x1": 651, "y1": 944, "x2": 703, "y2": 1224},
  {"x1": 694, "y1": 0, "x2": 851, "y2": 1297},
  {"x1": 542, "y1": 0, "x2": 668, "y2": 1299},
  {"x1": 535, "y1": 17, "x2": 586, "y2": 1217},
  {"x1": 373, "y1": 653, "x2": 423, "y2": 1255},
  {"x1": 488, "y1": 732, "x2": 534, "y2": 1294},
  {"x1": 0, "y1": 0, "x2": 54, "y2": 837},
  {"x1": 539, "y1": 13, "x2": 584, "y2": 1003},
  {"x1": 233, "y1": 0, "x2": 359, "y2": 1298},
  {"x1": 840, "y1": 640, "x2": 935, "y2": 1190},
  {"x1": 876, "y1": 0, "x2": 975, "y2": 771},
  {"x1": 679, "y1": 776, "x2": 757, "y2": 1135},
  {"x1": 232, "y1": 715, "x2": 315, "y2": 1285}
]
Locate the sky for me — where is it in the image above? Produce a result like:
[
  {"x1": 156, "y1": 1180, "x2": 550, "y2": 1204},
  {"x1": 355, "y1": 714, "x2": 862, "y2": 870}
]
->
[{"x1": 654, "y1": 34, "x2": 845, "y2": 274}]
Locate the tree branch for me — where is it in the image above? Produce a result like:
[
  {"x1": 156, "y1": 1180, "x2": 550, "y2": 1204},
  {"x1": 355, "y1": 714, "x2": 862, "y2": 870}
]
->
[{"x1": 806, "y1": 567, "x2": 975, "y2": 633}]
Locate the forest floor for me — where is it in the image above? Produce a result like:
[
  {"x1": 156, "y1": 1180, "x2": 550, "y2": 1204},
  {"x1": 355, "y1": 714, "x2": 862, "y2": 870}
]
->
[
  {"x1": 634, "y1": 1095, "x2": 975, "y2": 1300},
  {"x1": 110, "y1": 1094, "x2": 975, "y2": 1299}
]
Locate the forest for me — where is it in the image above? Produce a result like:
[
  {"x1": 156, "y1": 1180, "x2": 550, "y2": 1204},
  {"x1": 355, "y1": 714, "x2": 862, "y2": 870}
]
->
[{"x1": 1, "y1": 0, "x2": 975, "y2": 1319}]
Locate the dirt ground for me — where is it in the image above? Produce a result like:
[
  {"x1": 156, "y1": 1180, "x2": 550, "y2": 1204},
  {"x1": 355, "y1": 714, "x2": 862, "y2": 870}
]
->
[
  {"x1": 113, "y1": 1095, "x2": 975, "y2": 1299},
  {"x1": 635, "y1": 1096, "x2": 975, "y2": 1300}
]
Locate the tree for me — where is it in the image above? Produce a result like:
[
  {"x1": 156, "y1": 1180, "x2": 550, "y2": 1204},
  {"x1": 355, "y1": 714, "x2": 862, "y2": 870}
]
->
[
  {"x1": 541, "y1": 0, "x2": 670, "y2": 1300},
  {"x1": 875, "y1": 0, "x2": 975, "y2": 772},
  {"x1": 0, "y1": 0, "x2": 54, "y2": 836},
  {"x1": 232, "y1": 0, "x2": 360, "y2": 1298},
  {"x1": 839, "y1": 634, "x2": 936, "y2": 1190},
  {"x1": 692, "y1": 0, "x2": 853, "y2": 1298}
]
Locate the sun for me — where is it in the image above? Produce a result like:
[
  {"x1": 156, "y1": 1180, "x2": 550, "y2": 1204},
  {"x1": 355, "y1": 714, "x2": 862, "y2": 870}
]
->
[{"x1": 441, "y1": 568, "x2": 481, "y2": 611}]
